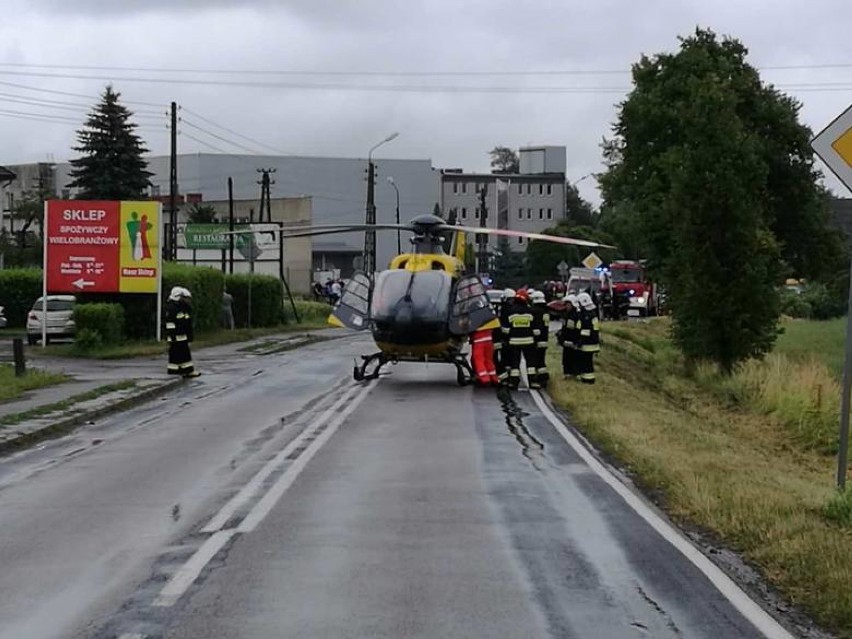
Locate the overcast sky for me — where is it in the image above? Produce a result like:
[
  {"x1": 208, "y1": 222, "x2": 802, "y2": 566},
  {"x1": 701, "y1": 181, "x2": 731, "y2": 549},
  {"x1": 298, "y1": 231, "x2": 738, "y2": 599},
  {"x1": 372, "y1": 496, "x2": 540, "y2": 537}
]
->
[{"x1": 1, "y1": 0, "x2": 850, "y2": 204}]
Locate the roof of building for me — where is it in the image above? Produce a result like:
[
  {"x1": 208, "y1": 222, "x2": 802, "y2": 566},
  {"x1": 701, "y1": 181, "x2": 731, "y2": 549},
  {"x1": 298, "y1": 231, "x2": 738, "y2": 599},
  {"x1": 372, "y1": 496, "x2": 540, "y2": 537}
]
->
[{"x1": 0, "y1": 165, "x2": 16, "y2": 182}]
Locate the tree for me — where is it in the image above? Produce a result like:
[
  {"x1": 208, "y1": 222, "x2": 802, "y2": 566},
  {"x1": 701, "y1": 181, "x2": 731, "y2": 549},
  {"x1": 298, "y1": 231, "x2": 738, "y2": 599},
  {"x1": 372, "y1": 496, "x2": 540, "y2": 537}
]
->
[
  {"x1": 68, "y1": 86, "x2": 153, "y2": 199},
  {"x1": 491, "y1": 237, "x2": 526, "y2": 284},
  {"x1": 600, "y1": 28, "x2": 785, "y2": 372},
  {"x1": 565, "y1": 183, "x2": 596, "y2": 227},
  {"x1": 525, "y1": 221, "x2": 618, "y2": 280},
  {"x1": 186, "y1": 204, "x2": 218, "y2": 223},
  {"x1": 489, "y1": 146, "x2": 519, "y2": 174}
]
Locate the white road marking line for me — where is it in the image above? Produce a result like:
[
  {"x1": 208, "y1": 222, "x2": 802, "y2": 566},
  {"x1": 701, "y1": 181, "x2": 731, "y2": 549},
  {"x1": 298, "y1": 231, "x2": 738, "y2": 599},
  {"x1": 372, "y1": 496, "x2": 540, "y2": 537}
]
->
[
  {"x1": 152, "y1": 530, "x2": 234, "y2": 607},
  {"x1": 237, "y1": 380, "x2": 377, "y2": 533},
  {"x1": 200, "y1": 384, "x2": 361, "y2": 533},
  {"x1": 530, "y1": 391, "x2": 795, "y2": 639},
  {"x1": 117, "y1": 634, "x2": 146, "y2": 639},
  {"x1": 151, "y1": 380, "x2": 377, "y2": 608}
]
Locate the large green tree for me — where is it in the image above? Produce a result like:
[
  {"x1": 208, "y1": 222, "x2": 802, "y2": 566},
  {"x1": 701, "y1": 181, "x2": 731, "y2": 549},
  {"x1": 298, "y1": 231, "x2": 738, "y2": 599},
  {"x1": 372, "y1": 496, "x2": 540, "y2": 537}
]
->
[
  {"x1": 68, "y1": 86, "x2": 153, "y2": 199},
  {"x1": 565, "y1": 183, "x2": 597, "y2": 227},
  {"x1": 600, "y1": 28, "x2": 797, "y2": 371}
]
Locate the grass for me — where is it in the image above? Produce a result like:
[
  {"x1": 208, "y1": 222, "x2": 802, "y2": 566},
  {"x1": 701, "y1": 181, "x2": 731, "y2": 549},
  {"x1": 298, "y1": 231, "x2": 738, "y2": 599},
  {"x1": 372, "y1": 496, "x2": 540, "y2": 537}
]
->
[
  {"x1": 0, "y1": 364, "x2": 68, "y2": 403},
  {"x1": 0, "y1": 380, "x2": 136, "y2": 427},
  {"x1": 548, "y1": 318, "x2": 852, "y2": 636},
  {"x1": 776, "y1": 317, "x2": 845, "y2": 377}
]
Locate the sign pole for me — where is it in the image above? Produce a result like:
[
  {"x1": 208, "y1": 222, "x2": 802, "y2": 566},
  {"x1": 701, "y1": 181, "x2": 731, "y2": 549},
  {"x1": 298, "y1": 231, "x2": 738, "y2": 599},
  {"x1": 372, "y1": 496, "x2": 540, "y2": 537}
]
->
[
  {"x1": 156, "y1": 203, "x2": 163, "y2": 342},
  {"x1": 811, "y1": 101, "x2": 852, "y2": 489},
  {"x1": 41, "y1": 201, "x2": 48, "y2": 348}
]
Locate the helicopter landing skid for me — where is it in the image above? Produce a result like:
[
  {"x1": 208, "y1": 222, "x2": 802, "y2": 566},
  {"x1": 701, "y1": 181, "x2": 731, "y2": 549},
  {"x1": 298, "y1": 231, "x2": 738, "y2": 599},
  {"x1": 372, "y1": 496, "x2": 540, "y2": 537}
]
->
[{"x1": 353, "y1": 352, "x2": 395, "y2": 382}]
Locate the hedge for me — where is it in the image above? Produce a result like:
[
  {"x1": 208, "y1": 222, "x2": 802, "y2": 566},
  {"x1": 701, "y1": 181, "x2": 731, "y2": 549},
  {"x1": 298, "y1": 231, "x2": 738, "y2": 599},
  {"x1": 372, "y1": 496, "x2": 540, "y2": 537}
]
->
[
  {"x1": 0, "y1": 269, "x2": 43, "y2": 328},
  {"x1": 73, "y1": 303, "x2": 125, "y2": 347},
  {"x1": 164, "y1": 263, "x2": 224, "y2": 333},
  {"x1": 225, "y1": 273, "x2": 283, "y2": 328}
]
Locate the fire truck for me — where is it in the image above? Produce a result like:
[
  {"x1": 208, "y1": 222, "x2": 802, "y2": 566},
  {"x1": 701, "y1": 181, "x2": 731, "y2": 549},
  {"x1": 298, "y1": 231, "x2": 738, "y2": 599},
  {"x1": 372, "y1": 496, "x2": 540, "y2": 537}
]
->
[{"x1": 608, "y1": 260, "x2": 659, "y2": 318}]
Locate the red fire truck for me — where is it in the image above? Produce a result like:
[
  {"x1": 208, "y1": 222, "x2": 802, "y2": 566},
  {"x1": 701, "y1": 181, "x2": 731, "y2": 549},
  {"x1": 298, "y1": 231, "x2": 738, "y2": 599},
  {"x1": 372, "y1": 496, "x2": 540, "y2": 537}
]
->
[{"x1": 608, "y1": 260, "x2": 659, "y2": 318}]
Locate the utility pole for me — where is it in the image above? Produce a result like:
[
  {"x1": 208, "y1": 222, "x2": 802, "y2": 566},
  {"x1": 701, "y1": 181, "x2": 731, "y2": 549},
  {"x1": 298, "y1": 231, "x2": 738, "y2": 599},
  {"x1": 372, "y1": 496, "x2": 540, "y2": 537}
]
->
[
  {"x1": 257, "y1": 168, "x2": 276, "y2": 223},
  {"x1": 169, "y1": 101, "x2": 178, "y2": 261},
  {"x1": 477, "y1": 183, "x2": 488, "y2": 274},
  {"x1": 364, "y1": 160, "x2": 377, "y2": 275},
  {"x1": 228, "y1": 177, "x2": 234, "y2": 274}
]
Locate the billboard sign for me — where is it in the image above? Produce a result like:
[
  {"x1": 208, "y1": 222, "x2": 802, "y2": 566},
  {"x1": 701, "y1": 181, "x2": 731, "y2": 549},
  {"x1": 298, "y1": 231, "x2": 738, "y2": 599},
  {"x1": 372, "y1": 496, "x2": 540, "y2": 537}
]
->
[{"x1": 45, "y1": 200, "x2": 162, "y2": 294}]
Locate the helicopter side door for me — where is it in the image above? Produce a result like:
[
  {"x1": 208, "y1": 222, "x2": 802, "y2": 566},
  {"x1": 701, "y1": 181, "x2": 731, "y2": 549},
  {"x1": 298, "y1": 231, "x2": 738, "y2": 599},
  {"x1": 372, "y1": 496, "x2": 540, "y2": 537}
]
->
[
  {"x1": 448, "y1": 275, "x2": 497, "y2": 335},
  {"x1": 330, "y1": 272, "x2": 372, "y2": 330}
]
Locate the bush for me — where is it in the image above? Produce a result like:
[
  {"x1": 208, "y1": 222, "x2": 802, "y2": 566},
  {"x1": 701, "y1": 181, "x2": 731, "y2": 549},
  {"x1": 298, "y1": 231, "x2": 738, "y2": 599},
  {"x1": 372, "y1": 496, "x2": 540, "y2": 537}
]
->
[
  {"x1": 73, "y1": 303, "x2": 125, "y2": 347},
  {"x1": 801, "y1": 283, "x2": 845, "y2": 320},
  {"x1": 164, "y1": 263, "x2": 224, "y2": 334},
  {"x1": 73, "y1": 328, "x2": 104, "y2": 351},
  {"x1": 779, "y1": 289, "x2": 812, "y2": 319},
  {"x1": 225, "y1": 273, "x2": 283, "y2": 328},
  {"x1": 824, "y1": 488, "x2": 852, "y2": 526},
  {"x1": 0, "y1": 268, "x2": 44, "y2": 328}
]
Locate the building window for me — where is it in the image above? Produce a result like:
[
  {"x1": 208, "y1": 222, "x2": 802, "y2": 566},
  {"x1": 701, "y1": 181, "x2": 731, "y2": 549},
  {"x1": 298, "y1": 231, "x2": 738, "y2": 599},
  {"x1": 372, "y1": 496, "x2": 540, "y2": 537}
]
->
[
  {"x1": 518, "y1": 236, "x2": 524, "y2": 245},
  {"x1": 475, "y1": 207, "x2": 479, "y2": 219},
  {"x1": 461, "y1": 207, "x2": 467, "y2": 220},
  {"x1": 518, "y1": 184, "x2": 523, "y2": 195},
  {"x1": 539, "y1": 208, "x2": 544, "y2": 220},
  {"x1": 547, "y1": 208, "x2": 553, "y2": 220},
  {"x1": 526, "y1": 184, "x2": 531, "y2": 195},
  {"x1": 462, "y1": 183, "x2": 467, "y2": 194},
  {"x1": 453, "y1": 182, "x2": 458, "y2": 194},
  {"x1": 518, "y1": 208, "x2": 523, "y2": 220},
  {"x1": 539, "y1": 184, "x2": 544, "y2": 195},
  {"x1": 527, "y1": 208, "x2": 532, "y2": 220},
  {"x1": 547, "y1": 183, "x2": 552, "y2": 195}
]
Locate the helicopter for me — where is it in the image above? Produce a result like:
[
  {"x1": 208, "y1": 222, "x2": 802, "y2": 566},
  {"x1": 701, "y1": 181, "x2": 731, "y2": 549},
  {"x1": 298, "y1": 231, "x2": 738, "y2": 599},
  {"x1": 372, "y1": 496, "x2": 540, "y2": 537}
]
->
[{"x1": 275, "y1": 214, "x2": 612, "y2": 384}]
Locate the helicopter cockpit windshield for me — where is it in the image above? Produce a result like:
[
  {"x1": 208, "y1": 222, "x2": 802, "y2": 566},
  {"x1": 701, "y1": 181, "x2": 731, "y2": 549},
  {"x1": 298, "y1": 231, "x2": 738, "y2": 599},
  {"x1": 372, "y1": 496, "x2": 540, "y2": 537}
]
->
[{"x1": 371, "y1": 270, "x2": 453, "y2": 324}]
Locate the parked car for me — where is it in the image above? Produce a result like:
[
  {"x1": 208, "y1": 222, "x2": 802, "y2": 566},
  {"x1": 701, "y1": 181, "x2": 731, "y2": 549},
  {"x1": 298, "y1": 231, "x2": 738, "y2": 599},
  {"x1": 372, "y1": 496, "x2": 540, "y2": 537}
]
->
[
  {"x1": 0, "y1": 306, "x2": 6, "y2": 329},
  {"x1": 26, "y1": 295, "x2": 76, "y2": 345}
]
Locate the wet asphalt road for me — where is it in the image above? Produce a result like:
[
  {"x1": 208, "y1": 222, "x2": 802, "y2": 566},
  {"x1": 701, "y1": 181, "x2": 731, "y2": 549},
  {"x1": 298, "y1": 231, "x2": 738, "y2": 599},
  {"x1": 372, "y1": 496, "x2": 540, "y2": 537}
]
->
[{"x1": 0, "y1": 336, "x2": 789, "y2": 639}]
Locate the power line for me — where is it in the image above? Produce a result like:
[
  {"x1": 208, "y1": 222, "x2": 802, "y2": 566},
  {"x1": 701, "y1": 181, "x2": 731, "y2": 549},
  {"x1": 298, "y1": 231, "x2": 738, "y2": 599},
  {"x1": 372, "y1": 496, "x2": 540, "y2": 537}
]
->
[
  {"x1": 179, "y1": 106, "x2": 293, "y2": 155},
  {"x1": 180, "y1": 118, "x2": 267, "y2": 155},
  {"x1": 0, "y1": 79, "x2": 165, "y2": 107},
  {"x1": 0, "y1": 60, "x2": 850, "y2": 75}
]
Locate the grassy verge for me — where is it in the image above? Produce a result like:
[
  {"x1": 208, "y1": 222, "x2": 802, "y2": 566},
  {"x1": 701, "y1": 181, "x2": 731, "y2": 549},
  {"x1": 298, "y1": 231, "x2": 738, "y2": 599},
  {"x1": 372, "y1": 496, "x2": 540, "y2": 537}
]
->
[
  {"x1": 776, "y1": 317, "x2": 844, "y2": 377},
  {"x1": 30, "y1": 321, "x2": 330, "y2": 360},
  {"x1": 547, "y1": 317, "x2": 851, "y2": 636},
  {"x1": 0, "y1": 364, "x2": 68, "y2": 403},
  {"x1": 0, "y1": 380, "x2": 136, "y2": 427}
]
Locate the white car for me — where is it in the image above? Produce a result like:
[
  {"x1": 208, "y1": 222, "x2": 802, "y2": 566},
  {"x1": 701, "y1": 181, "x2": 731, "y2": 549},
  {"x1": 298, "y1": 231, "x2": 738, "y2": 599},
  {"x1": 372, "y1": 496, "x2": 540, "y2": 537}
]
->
[{"x1": 26, "y1": 295, "x2": 76, "y2": 345}]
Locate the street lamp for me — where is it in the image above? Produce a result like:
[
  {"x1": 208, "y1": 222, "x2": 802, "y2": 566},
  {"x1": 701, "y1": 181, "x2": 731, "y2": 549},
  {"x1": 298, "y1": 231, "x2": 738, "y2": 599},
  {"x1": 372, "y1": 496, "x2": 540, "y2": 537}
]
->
[
  {"x1": 571, "y1": 173, "x2": 592, "y2": 189},
  {"x1": 387, "y1": 176, "x2": 401, "y2": 254},
  {"x1": 364, "y1": 132, "x2": 400, "y2": 274}
]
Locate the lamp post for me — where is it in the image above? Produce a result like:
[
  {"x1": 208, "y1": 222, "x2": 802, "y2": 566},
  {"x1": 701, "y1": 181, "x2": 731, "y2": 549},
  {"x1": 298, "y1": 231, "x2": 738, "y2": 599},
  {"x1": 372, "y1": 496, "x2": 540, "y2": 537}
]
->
[
  {"x1": 387, "y1": 176, "x2": 401, "y2": 254},
  {"x1": 571, "y1": 173, "x2": 592, "y2": 189},
  {"x1": 364, "y1": 132, "x2": 399, "y2": 275}
]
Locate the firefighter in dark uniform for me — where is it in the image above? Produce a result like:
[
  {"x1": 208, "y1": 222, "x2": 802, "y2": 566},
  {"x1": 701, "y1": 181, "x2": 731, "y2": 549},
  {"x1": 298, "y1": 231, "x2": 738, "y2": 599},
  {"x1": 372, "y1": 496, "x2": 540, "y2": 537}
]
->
[
  {"x1": 530, "y1": 290, "x2": 550, "y2": 385},
  {"x1": 575, "y1": 292, "x2": 600, "y2": 384},
  {"x1": 501, "y1": 289, "x2": 538, "y2": 390},
  {"x1": 165, "y1": 286, "x2": 200, "y2": 378},
  {"x1": 558, "y1": 294, "x2": 580, "y2": 379},
  {"x1": 492, "y1": 288, "x2": 513, "y2": 383}
]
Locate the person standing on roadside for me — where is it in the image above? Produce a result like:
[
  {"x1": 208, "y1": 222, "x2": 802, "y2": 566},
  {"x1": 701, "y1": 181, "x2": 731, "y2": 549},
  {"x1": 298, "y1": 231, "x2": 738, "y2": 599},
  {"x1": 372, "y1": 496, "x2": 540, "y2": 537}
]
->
[
  {"x1": 575, "y1": 292, "x2": 600, "y2": 384},
  {"x1": 165, "y1": 287, "x2": 200, "y2": 378},
  {"x1": 558, "y1": 294, "x2": 580, "y2": 380},
  {"x1": 530, "y1": 290, "x2": 550, "y2": 385},
  {"x1": 221, "y1": 289, "x2": 235, "y2": 330}
]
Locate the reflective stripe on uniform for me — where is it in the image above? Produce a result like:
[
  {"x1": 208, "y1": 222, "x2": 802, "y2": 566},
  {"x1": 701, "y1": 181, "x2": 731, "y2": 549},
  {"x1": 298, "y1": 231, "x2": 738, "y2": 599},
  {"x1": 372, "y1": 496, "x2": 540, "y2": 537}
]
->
[
  {"x1": 165, "y1": 322, "x2": 176, "y2": 329},
  {"x1": 508, "y1": 337, "x2": 534, "y2": 345},
  {"x1": 176, "y1": 312, "x2": 190, "y2": 319},
  {"x1": 174, "y1": 335, "x2": 188, "y2": 342},
  {"x1": 580, "y1": 344, "x2": 600, "y2": 352},
  {"x1": 580, "y1": 329, "x2": 591, "y2": 337}
]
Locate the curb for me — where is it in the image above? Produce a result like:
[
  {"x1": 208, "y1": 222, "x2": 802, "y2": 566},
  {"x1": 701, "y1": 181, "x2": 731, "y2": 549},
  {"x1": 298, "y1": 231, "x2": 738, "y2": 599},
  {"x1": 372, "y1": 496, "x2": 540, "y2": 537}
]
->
[{"x1": 0, "y1": 377, "x2": 186, "y2": 457}]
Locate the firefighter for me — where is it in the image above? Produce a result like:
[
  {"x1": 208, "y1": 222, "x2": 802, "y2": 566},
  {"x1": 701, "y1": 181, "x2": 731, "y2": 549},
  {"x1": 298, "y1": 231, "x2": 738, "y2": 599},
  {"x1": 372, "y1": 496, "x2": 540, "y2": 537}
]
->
[
  {"x1": 575, "y1": 292, "x2": 600, "y2": 384},
  {"x1": 530, "y1": 290, "x2": 550, "y2": 385},
  {"x1": 165, "y1": 286, "x2": 200, "y2": 378},
  {"x1": 491, "y1": 289, "x2": 513, "y2": 383},
  {"x1": 558, "y1": 294, "x2": 580, "y2": 379},
  {"x1": 501, "y1": 289, "x2": 537, "y2": 390}
]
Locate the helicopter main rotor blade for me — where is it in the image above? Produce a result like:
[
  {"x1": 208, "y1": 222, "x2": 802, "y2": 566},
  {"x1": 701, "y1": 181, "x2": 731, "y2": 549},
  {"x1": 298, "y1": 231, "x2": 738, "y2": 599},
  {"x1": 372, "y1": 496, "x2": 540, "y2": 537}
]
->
[
  {"x1": 212, "y1": 223, "x2": 415, "y2": 238},
  {"x1": 438, "y1": 224, "x2": 615, "y2": 249}
]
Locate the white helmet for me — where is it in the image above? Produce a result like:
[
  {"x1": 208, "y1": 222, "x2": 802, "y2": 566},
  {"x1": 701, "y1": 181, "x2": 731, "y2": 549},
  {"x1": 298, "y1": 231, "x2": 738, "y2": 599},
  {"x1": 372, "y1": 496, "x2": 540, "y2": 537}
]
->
[
  {"x1": 577, "y1": 292, "x2": 595, "y2": 310},
  {"x1": 530, "y1": 290, "x2": 546, "y2": 304},
  {"x1": 563, "y1": 293, "x2": 577, "y2": 306},
  {"x1": 168, "y1": 286, "x2": 192, "y2": 301},
  {"x1": 502, "y1": 288, "x2": 516, "y2": 300}
]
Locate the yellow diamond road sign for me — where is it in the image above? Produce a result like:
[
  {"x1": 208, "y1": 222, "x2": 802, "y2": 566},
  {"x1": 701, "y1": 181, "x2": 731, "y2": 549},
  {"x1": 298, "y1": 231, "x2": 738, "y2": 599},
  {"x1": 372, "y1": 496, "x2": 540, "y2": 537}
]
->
[
  {"x1": 812, "y1": 102, "x2": 852, "y2": 192},
  {"x1": 582, "y1": 252, "x2": 602, "y2": 269}
]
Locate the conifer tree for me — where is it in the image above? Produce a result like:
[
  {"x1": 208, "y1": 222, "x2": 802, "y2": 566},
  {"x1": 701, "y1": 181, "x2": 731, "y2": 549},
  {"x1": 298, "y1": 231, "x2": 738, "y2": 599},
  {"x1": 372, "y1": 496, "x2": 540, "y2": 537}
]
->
[{"x1": 68, "y1": 86, "x2": 153, "y2": 199}]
